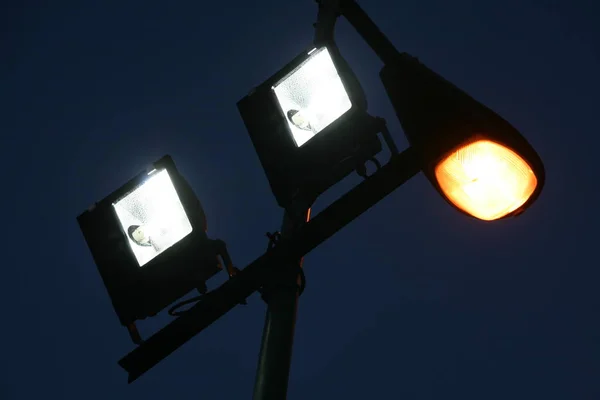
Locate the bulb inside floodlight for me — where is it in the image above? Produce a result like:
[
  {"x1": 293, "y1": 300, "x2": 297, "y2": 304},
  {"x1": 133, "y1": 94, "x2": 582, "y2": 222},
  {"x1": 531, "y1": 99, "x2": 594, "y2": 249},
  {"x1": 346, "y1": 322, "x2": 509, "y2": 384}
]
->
[
  {"x1": 287, "y1": 109, "x2": 313, "y2": 131},
  {"x1": 273, "y1": 47, "x2": 352, "y2": 147},
  {"x1": 127, "y1": 225, "x2": 152, "y2": 247},
  {"x1": 435, "y1": 139, "x2": 538, "y2": 221},
  {"x1": 113, "y1": 169, "x2": 193, "y2": 266}
]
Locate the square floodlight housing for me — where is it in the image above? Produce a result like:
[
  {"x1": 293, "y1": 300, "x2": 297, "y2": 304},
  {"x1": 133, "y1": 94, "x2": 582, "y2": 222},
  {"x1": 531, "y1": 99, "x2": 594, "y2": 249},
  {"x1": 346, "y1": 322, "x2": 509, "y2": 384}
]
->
[
  {"x1": 238, "y1": 45, "x2": 382, "y2": 211},
  {"x1": 77, "y1": 155, "x2": 221, "y2": 327},
  {"x1": 380, "y1": 53, "x2": 545, "y2": 219}
]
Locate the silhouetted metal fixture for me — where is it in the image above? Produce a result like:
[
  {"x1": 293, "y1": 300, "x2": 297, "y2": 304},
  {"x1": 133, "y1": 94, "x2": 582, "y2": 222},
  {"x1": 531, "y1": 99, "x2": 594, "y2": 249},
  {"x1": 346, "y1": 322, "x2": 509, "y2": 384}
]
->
[
  {"x1": 77, "y1": 155, "x2": 234, "y2": 343},
  {"x1": 380, "y1": 54, "x2": 545, "y2": 221},
  {"x1": 74, "y1": 1, "x2": 547, "y2": 398}
]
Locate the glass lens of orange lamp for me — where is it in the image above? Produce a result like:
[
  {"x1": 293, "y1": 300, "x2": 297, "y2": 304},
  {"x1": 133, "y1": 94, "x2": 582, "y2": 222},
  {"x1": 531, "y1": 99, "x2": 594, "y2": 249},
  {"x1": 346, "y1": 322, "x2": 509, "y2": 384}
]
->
[{"x1": 434, "y1": 140, "x2": 538, "y2": 221}]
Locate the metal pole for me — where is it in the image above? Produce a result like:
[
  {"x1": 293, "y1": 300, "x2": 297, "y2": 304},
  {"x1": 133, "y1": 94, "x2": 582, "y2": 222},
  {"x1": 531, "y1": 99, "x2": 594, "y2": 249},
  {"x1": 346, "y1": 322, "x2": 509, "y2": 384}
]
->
[
  {"x1": 253, "y1": 208, "x2": 311, "y2": 400},
  {"x1": 340, "y1": 0, "x2": 401, "y2": 65}
]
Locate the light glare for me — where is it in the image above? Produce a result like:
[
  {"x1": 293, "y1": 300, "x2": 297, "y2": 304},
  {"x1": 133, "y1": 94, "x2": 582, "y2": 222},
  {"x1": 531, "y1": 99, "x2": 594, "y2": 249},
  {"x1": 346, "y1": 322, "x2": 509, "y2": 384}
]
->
[
  {"x1": 435, "y1": 140, "x2": 538, "y2": 221},
  {"x1": 273, "y1": 47, "x2": 352, "y2": 147},
  {"x1": 113, "y1": 169, "x2": 193, "y2": 266}
]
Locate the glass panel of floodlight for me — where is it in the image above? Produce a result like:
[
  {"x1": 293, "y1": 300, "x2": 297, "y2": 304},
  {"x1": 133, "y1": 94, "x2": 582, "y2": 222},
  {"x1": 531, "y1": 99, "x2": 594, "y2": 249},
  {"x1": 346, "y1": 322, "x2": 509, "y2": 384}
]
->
[
  {"x1": 113, "y1": 169, "x2": 193, "y2": 266},
  {"x1": 273, "y1": 47, "x2": 352, "y2": 147}
]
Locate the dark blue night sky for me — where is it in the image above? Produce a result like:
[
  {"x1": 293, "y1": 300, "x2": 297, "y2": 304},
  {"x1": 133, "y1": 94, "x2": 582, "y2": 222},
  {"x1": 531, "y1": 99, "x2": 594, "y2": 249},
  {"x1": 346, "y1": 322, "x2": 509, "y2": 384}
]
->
[{"x1": 3, "y1": 0, "x2": 599, "y2": 398}]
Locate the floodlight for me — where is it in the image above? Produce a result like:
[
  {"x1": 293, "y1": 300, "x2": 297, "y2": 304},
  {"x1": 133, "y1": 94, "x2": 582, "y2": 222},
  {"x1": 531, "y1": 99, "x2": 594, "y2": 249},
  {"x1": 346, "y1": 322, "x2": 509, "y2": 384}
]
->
[
  {"x1": 380, "y1": 54, "x2": 545, "y2": 220},
  {"x1": 77, "y1": 155, "x2": 225, "y2": 332},
  {"x1": 113, "y1": 169, "x2": 193, "y2": 267},
  {"x1": 238, "y1": 45, "x2": 383, "y2": 210}
]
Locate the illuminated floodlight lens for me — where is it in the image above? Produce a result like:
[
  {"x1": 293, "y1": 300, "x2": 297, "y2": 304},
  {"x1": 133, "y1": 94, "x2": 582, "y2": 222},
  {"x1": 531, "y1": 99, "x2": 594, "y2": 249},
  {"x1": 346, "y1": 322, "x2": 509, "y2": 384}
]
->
[
  {"x1": 113, "y1": 169, "x2": 192, "y2": 266},
  {"x1": 273, "y1": 47, "x2": 352, "y2": 147}
]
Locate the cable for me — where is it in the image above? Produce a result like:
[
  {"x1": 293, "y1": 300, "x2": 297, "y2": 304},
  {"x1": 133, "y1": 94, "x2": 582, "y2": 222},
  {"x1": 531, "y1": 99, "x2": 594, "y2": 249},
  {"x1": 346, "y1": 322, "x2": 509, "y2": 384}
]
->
[{"x1": 168, "y1": 295, "x2": 203, "y2": 317}]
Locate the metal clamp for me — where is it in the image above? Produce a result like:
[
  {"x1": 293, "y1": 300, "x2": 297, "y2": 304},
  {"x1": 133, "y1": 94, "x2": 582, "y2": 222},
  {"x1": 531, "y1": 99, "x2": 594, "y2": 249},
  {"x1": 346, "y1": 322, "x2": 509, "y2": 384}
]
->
[{"x1": 261, "y1": 231, "x2": 306, "y2": 299}]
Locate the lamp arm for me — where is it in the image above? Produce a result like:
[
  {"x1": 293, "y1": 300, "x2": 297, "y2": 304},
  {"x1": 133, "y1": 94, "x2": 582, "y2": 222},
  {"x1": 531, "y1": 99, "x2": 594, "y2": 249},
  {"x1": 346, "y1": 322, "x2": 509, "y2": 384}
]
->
[
  {"x1": 313, "y1": 0, "x2": 341, "y2": 47},
  {"x1": 313, "y1": 0, "x2": 401, "y2": 65}
]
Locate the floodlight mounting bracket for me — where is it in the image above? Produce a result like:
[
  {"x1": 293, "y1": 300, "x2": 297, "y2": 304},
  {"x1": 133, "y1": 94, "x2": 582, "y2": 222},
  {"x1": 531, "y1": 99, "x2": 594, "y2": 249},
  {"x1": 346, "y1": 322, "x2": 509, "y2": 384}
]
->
[
  {"x1": 375, "y1": 116, "x2": 400, "y2": 156},
  {"x1": 287, "y1": 113, "x2": 398, "y2": 213},
  {"x1": 355, "y1": 116, "x2": 400, "y2": 178},
  {"x1": 209, "y1": 238, "x2": 238, "y2": 279},
  {"x1": 123, "y1": 236, "x2": 241, "y2": 345}
]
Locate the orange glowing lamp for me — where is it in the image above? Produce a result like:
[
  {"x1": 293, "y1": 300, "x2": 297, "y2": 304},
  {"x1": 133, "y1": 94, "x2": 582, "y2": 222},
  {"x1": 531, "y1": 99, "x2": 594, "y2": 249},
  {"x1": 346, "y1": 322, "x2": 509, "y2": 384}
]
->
[{"x1": 434, "y1": 140, "x2": 538, "y2": 221}]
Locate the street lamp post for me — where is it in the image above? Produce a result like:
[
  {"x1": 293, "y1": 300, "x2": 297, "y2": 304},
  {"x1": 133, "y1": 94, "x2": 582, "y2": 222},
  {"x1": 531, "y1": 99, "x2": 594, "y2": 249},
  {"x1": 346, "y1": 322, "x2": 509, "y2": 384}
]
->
[
  {"x1": 76, "y1": 0, "x2": 546, "y2": 398},
  {"x1": 253, "y1": 208, "x2": 310, "y2": 400}
]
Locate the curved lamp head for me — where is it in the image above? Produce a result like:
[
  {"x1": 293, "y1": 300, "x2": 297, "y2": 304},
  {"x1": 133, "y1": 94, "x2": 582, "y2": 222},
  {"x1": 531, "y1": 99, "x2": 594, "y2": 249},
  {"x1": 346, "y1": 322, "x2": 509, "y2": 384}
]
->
[{"x1": 380, "y1": 54, "x2": 545, "y2": 221}]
